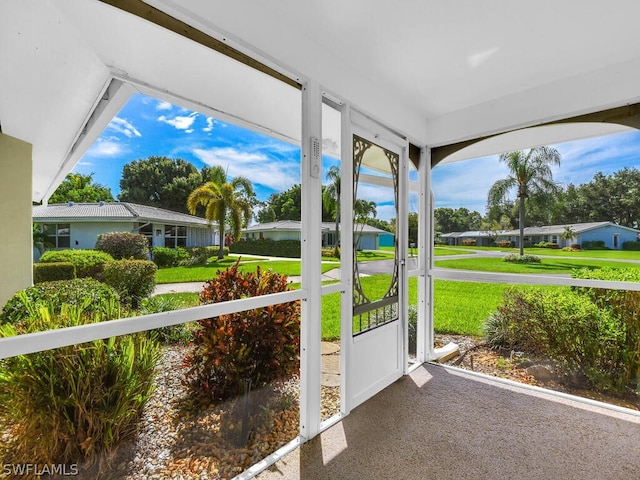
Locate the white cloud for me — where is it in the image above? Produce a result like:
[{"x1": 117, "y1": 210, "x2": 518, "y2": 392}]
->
[
  {"x1": 83, "y1": 138, "x2": 123, "y2": 158},
  {"x1": 108, "y1": 117, "x2": 141, "y2": 138},
  {"x1": 193, "y1": 147, "x2": 300, "y2": 191},
  {"x1": 203, "y1": 117, "x2": 215, "y2": 132},
  {"x1": 156, "y1": 100, "x2": 173, "y2": 111},
  {"x1": 158, "y1": 112, "x2": 197, "y2": 130},
  {"x1": 185, "y1": 129, "x2": 194, "y2": 134}
]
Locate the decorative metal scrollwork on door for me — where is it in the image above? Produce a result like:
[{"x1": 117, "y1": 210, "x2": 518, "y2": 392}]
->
[{"x1": 352, "y1": 134, "x2": 399, "y2": 335}]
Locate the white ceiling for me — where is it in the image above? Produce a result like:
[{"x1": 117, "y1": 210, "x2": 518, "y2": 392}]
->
[{"x1": 2, "y1": 0, "x2": 640, "y2": 200}]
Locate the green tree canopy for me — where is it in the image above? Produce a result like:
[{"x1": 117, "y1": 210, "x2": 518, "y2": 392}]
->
[
  {"x1": 558, "y1": 168, "x2": 640, "y2": 228},
  {"x1": 487, "y1": 147, "x2": 561, "y2": 255},
  {"x1": 49, "y1": 173, "x2": 114, "y2": 204},
  {"x1": 255, "y1": 184, "x2": 302, "y2": 223},
  {"x1": 434, "y1": 207, "x2": 483, "y2": 233},
  {"x1": 118, "y1": 156, "x2": 208, "y2": 214}
]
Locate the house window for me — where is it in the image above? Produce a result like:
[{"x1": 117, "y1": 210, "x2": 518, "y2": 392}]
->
[
  {"x1": 137, "y1": 223, "x2": 153, "y2": 247},
  {"x1": 165, "y1": 225, "x2": 187, "y2": 248},
  {"x1": 613, "y1": 234, "x2": 619, "y2": 249},
  {"x1": 42, "y1": 223, "x2": 70, "y2": 248}
]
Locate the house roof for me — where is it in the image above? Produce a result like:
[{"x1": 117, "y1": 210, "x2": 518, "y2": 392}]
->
[
  {"x1": 440, "y1": 231, "x2": 502, "y2": 238},
  {"x1": 4, "y1": 2, "x2": 640, "y2": 201},
  {"x1": 33, "y1": 202, "x2": 213, "y2": 228},
  {"x1": 500, "y1": 222, "x2": 640, "y2": 236},
  {"x1": 244, "y1": 221, "x2": 392, "y2": 235}
]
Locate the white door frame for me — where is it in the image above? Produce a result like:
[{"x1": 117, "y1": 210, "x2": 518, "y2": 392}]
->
[{"x1": 340, "y1": 105, "x2": 409, "y2": 413}]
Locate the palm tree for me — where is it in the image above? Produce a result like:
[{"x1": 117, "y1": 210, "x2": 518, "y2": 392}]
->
[
  {"x1": 354, "y1": 199, "x2": 377, "y2": 250},
  {"x1": 560, "y1": 225, "x2": 576, "y2": 248},
  {"x1": 187, "y1": 166, "x2": 254, "y2": 259},
  {"x1": 323, "y1": 165, "x2": 341, "y2": 251},
  {"x1": 488, "y1": 147, "x2": 561, "y2": 256}
]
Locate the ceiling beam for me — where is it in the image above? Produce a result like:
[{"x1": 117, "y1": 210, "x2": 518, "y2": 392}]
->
[
  {"x1": 431, "y1": 103, "x2": 640, "y2": 167},
  {"x1": 99, "y1": 0, "x2": 301, "y2": 90}
]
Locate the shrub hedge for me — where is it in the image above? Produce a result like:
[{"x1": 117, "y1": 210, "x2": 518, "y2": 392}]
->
[
  {"x1": 0, "y1": 278, "x2": 119, "y2": 326},
  {"x1": 95, "y1": 231, "x2": 149, "y2": 260},
  {"x1": 151, "y1": 246, "x2": 190, "y2": 268},
  {"x1": 103, "y1": 260, "x2": 157, "y2": 308},
  {"x1": 39, "y1": 249, "x2": 113, "y2": 279},
  {"x1": 496, "y1": 240, "x2": 514, "y2": 248},
  {"x1": 230, "y1": 239, "x2": 300, "y2": 258},
  {"x1": 33, "y1": 262, "x2": 76, "y2": 283},
  {"x1": 582, "y1": 240, "x2": 608, "y2": 250},
  {"x1": 487, "y1": 274, "x2": 640, "y2": 393},
  {"x1": 622, "y1": 241, "x2": 640, "y2": 251}
]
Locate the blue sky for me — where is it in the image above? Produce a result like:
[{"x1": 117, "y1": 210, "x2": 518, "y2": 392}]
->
[{"x1": 74, "y1": 93, "x2": 640, "y2": 221}]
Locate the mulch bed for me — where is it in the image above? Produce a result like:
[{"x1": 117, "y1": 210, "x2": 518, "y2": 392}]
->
[{"x1": 436, "y1": 334, "x2": 640, "y2": 411}]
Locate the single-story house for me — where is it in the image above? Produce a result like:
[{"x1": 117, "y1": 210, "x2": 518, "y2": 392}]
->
[
  {"x1": 439, "y1": 230, "x2": 502, "y2": 247},
  {"x1": 498, "y1": 221, "x2": 640, "y2": 249},
  {"x1": 33, "y1": 202, "x2": 216, "y2": 259},
  {"x1": 243, "y1": 220, "x2": 393, "y2": 250}
]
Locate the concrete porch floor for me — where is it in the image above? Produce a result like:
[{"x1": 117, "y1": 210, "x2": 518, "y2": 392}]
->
[{"x1": 258, "y1": 363, "x2": 640, "y2": 480}]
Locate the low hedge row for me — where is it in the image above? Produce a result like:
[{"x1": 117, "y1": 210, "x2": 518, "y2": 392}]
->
[
  {"x1": 230, "y1": 239, "x2": 301, "y2": 258},
  {"x1": 39, "y1": 249, "x2": 113, "y2": 279},
  {"x1": 33, "y1": 262, "x2": 76, "y2": 283}
]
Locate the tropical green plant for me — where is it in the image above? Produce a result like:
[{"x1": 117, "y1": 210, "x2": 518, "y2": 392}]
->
[
  {"x1": 39, "y1": 249, "x2": 114, "y2": 279},
  {"x1": 187, "y1": 165, "x2": 254, "y2": 259},
  {"x1": 488, "y1": 147, "x2": 561, "y2": 256},
  {"x1": 0, "y1": 300, "x2": 160, "y2": 466},
  {"x1": 560, "y1": 225, "x2": 576, "y2": 247},
  {"x1": 183, "y1": 260, "x2": 300, "y2": 401},
  {"x1": 32, "y1": 223, "x2": 51, "y2": 254},
  {"x1": 103, "y1": 259, "x2": 157, "y2": 308},
  {"x1": 95, "y1": 231, "x2": 149, "y2": 260},
  {"x1": 323, "y1": 165, "x2": 341, "y2": 253},
  {"x1": 139, "y1": 295, "x2": 195, "y2": 344},
  {"x1": 0, "y1": 278, "x2": 119, "y2": 326}
]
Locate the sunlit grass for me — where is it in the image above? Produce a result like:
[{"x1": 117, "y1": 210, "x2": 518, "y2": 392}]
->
[
  {"x1": 434, "y1": 256, "x2": 640, "y2": 274},
  {"x1": 444, "y1": 245, "x2": 640, "y2": 260},
  {"x1": 156, "y1": 259, "x2": 337, "y2": 283}
]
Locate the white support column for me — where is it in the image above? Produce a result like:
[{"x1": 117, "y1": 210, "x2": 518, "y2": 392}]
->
[
  {"x1": 0, "y1": 133, "x2": 33, "y2": 307},
  {"x1": 340, "y1": 105, "x2": 354, "y2": 415},
  {"x1": 300, "y1": 80, "x2": 323, "y2": 441},
  {"x1": 417, "y1": 147, "x2": 435, "y2": 362}
]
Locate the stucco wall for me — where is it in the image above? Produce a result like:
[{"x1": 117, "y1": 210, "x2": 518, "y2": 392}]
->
[
  {"x1": 72, "y1": 221, "x2": 135, "y2": 249},
  {"x1": 0, "y1": 133, "x2": 33, "y2": 307},
  {"x1": 579, "y1": 226, "x2": 638, "y2": 249}
]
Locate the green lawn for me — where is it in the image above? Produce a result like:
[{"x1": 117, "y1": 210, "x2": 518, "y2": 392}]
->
[
  {"x1": 434, "y1": 256, "x2": 640, "y2": 274},
  {"x1": 319, "y1": 275, "x2": 513, "y2": 340},
  {"x1": 374, "y1": 246, "x2": 470, "y2": 256},
  {"x1": 444, "y1": 245, "x2": 640, "y2": 260},
  {"x1": 157, "y1": 277, "x2": 522, "y2": 341},
  {"x1": 156, "y1": 259, "x2": 338, "y2": 283},
  {"x1": 434, "y1": 247, "x2": 473, "y2": 256}
]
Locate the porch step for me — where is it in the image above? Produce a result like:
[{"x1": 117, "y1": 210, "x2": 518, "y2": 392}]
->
[{"x1": 434, "y1": 342, "x2": 460, "y2": 363}]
